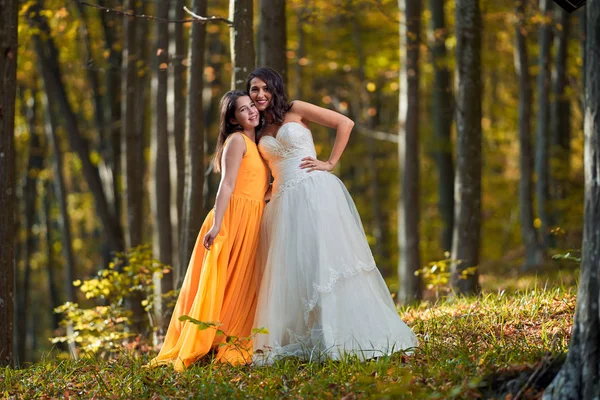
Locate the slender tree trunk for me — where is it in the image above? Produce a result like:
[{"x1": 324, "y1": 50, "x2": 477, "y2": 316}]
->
[
  {"x1": 74, "y1": 1, "x2": 106, "y2": 145},
  {"x1": 99, "y1": 0, "x2": 123, "y2": 231},
  {"x1": 43, "y1": 94, "x2": 77, "y2": 304},
  {"x1": 170, "y1": 0, "x2": 187, "y2": 283},
  {"x1": 535, "y1": 0, "x2": 554, "y2": 248},
  {"x1": 122, "y1": 0, "x2": 143, "y2": 250},
  {"x1": 543, "y1": 2, "x2": 600, "y2": 397},
  {"x1": 42, "y1": 181, "x2": 62, "y2": 334},
  {"x1": 203, "y1": 31, "x2": 225, "y2": 216},
  {"x1": 258, "y1": 0, "x2": 287, "y2": 85},
  {"x1": 0, "y1": 0, "x2": 18, "y2": 367},
  {"x1": 450, "y1": 0, "x2": 482, "y2": 295},
  {"x1": 397, "y1": 0, "x2": 422, "y2": 304},
  {"x1": 294, "y1": 1, "x2": 308, "y2": 99},
  {"x1": 151, "y1": 0, "x2": 173, "y2": 330},
  {"x1": 550, "y1": 8, "x2": 571, "y2": 210},
  {"x1": 350, "y1": 16, "x2": 384, "y2": 262},
  {"x1": 429, "y1": 0, "x2": 454, "y2": 253},
  {"x1": 179, "y1": 0, "x2": 207, "y2": 283},
  {"x1": 29, "y1": 1, "x2": 123, "y2": 254},
  {"x1": 229, "y1": 0, "x2": 255, "y2": 90},
  {"x1": 515, "y1": 1, "x2": 543, "y2": 270},
  {"x1": 17, "y1": 89, "x2": 44, "y2": 363}
]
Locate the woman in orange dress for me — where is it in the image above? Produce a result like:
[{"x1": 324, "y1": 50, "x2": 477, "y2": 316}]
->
[{"x1": 148, "y1": 90, "x2": 269, "y2": 371}]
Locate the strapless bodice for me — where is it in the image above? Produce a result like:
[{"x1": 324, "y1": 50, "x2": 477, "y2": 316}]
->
[{"x1": 258, "y1": 122, "x2": 321, "y2": 198}]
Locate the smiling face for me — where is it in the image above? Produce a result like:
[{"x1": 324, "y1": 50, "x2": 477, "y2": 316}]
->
[
  {"x1": 248, "y1": 77, "x2": 272, "y2": 111},
  {"x1": 232, "y1": 96, "x2": 259, "y2": 129}
]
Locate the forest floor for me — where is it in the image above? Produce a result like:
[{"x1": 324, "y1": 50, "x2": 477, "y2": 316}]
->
[{"x1": 0, "y1": 262, "x2": 578, "y2": 399}]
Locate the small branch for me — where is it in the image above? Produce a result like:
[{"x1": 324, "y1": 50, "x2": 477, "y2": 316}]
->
[
  {"x1": 77, "y1": 1, "x2": 232, "y2": 25},
  {"x1": 329, "y1": 95, "x2": 399, "y2": 143},
  {"x1": 183, "y1": 6, "x2": 233, "y2": 25},
  {"x1": 356, "y1": 126, "x2": 399, "y2": 143}
]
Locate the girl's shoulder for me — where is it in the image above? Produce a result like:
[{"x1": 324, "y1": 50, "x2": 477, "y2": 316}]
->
[{"x1": 224, "y1": 132, "x2": 248, "y2": 153}]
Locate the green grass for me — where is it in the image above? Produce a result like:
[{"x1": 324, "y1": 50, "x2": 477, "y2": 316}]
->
[{"x1": 1, "y1": 276, "x2": 576, "y2": 399}]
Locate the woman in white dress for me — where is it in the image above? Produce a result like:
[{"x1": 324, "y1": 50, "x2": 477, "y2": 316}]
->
[{"x1": 247, "y1": 67, "x2": 418, "y2": 365}]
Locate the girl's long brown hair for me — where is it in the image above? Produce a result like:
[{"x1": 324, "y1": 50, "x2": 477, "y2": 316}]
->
[{"x1": 213, "y1": 90, "x2": 248, "y2": 173}]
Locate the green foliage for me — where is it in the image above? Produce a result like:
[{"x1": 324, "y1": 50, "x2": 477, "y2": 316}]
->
[
  {"x1": 552, "y1": 250, "x2": 582, "y2": 264},
  {"x1": 51, "y1": 245, "x2": 176, "y2": 357},
  {"x1": 415, "y1": 254, "x2": 477, "y2": 297},
  {"x1": 178, "y1": 315, "x2": 269, "y2": 349}
]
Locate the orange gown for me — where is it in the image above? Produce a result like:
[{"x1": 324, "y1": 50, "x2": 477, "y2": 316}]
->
[{"x1": 149, "y1": 133, "x2": 268, "y2": 371}]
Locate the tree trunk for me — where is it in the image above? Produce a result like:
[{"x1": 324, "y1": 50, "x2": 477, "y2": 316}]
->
[
  {"x1": 42, "y1": 181, "x2": 62, "y2": 334},
  {"x1": 429, "y1": 0, "x2": 454, "y2": 253},
  {"x1": 99, "y1": 0, "x2": 123, "y2": 232},
  {"x1": 550, "y1": 8, "x2": 571, "y2": 211},
  {"x1": 29, "y1": 1, "x2": 123, "y2": 254},
  {"x1": 170, "y1": 0, "x2": 188, "y2": 283},
  {"x1": 0, "y1": 0, "x2": 17, "y2": 368},
  {"x1": 450, "y1": 0, "x2": 482, "y2": 295},
  {"x1": 515, "y1": 1, "x2": 543, "y2": 271},
  {"x1": 397, "y1": 0, "x2": 422, "y2": 304},
  {"x1": 258, "y1": 0, "x2": 287, "y2": 85},
  {"x1": 229, "y1": 0, "x2": 255, "y2": 90},
  {"x1": 122, "y1": 0, "x2": 141, "y2": 250},
  {"x1": 543, "y1": 2, "x2": 600, "y2": 397},
  {"x1": 349, "y1": 14, "x2": 385, "y2": 263},
  {"x1": 535, "y1": 0, "x2": 554, "y2": 248},
  {"x1": 294, "y1": 0, "x2": 308, "y2": 99},
  {"x1": 203, "y1": 31, "x2": 226, "y2": 216},
  {"x1": 17, "y1": 88, "x2": 44, "y2": 363},
  {"x1": 43, "y1": 93, "x2": 77, "y2": 304},
  {"x1": 44, "y1": 96, "x2": 77, "y2": 357},
  {"x1": 74, "y1": 1, "x2": 106, "y2": 146},
  {"x1": 151, "y1": 0, "x2": 173, "y2": 330},
  {"x1": 179, "y1": 0, "x2": 207, "y2": 284}
]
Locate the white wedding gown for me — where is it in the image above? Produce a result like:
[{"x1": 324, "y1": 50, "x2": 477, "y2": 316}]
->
[{"x1": 252, "y1": 122, "x2": 418, "y2": 365}]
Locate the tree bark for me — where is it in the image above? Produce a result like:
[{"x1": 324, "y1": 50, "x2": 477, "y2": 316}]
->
[
  {"x1": 515, "y1": 1, "x2": 543, "y2": 270},
  {"x1": 29, "y1": 0, "x2": 123, "y2": 254},
  {"x1": 0, "y1": 0, "x2": 18, "y2": 368},
  {"x1": 429, "y1": 0, "x2": 455, "y2": 253},
  {"x1": 535, "y1": 0, "x2": 554, "y2": 248},
  {"x1": 550, "y1": 8, "x2": 571, "y2": 209},
  {"x1": 43, "y1": 92, "x2": 77, "y2": 304},
  {"x1": 99, "y1": 0, "x2": 124, "y2": 230},
  {"x1": 179, "y1": 0, "x2": 207, "y2": 284},
  {"x1": 258, "y1": 0, "x2": 287, "y2": 85},
  {"x1": 42, "y1": 181, "x2": 62, "y2": 334},
  {"x1": 170, "y1": 0, "x2": 188, "y2": 282},
  {"x1": 74, "y1": 1, "x2": 107, "y2": 145},
  {"x1": 349, "y1": 14, "x2": 385, "y2": 263},
  {"x1": 229, "y1": 0, "x2": 255, "y2": 90},
  {"x1": 151, "y1": 0, "x2": 173, "y2": 329},
  {"x1": 543, "y1": 2, "x2": 600, "y2": 398},
  {"x1": 397, "y1": 0, "x2": 422, "y2": 304},
  {"x1": 294, "y1": 0, "x2": 308, "y2": 99},
  {"x1": 450, "y1": 0, "x2": 482, "y2": 295},
  {"x1": 17, "y1": 88, "x2": 44, "y2": 363},
  {"x1": 43, "y1": 95, "x2": 77, "y2": 358}
]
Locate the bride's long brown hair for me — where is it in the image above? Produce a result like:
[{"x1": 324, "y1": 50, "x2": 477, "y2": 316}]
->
[
  {"x1": 246, "y1": 67, "x2": 291, "y2": 126},
  {"x1": 213, "y1": 90, "x2": 248, "y2": 173}
]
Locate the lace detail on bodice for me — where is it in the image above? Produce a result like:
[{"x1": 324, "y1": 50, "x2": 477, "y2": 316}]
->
[{"x1": 258, "y1": 122, "x2": 322, "y2": 199}]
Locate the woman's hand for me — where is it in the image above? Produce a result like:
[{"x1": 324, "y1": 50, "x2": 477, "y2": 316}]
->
[
  {"x1": 203, "y1": 225, "x2": 220, "y2": 250},
  {"x1": 299, "y1": 156, "x2": 334, "y2": 172}
]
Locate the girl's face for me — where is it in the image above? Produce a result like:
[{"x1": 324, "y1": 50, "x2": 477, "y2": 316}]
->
[
  {"x1": 248, "y1": 77, "x2": 272, "y2": 111},
  {"x1": 233, "y1": 96, "x2": 259, "y2": 129}
]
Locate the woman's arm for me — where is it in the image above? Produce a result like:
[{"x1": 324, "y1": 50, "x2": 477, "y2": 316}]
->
[
  {"x1": 203, "y1": 134, "x2": 246, "y2": 249},
  {"x1": 290, "y1": 100, "x2": 355, "y2": 171}
]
